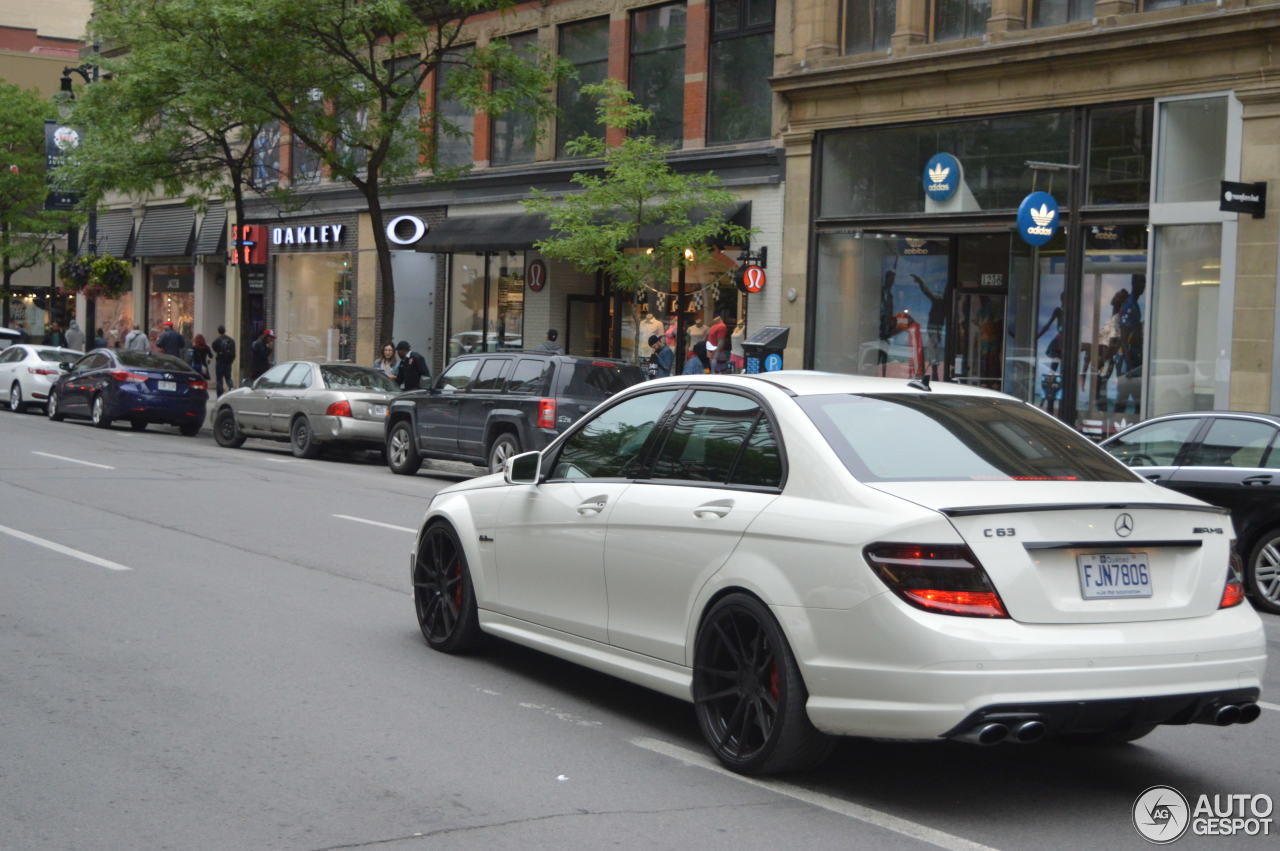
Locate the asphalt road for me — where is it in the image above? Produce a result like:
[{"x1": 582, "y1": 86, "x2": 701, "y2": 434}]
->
[{"x1": 2, "y1": 410, "x2": 1278, "y2": 851}]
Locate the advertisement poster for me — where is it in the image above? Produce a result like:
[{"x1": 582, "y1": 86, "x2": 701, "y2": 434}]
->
[{"x1": 869, "y1": 247, "x2": 950, "y2": 379}]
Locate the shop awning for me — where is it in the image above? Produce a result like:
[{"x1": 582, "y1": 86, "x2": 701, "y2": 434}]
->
[
  {"x1": 635, "y1": 202, "x2": 752, "y2": 246},
  {"x1": 194, "y1": 202, "x2": 226, "y2": 257},
  {"x1": 134, "y1": 204, "x2": 195, "y2": 257},
  {"x1": 79, "y1": 209, "x2": 135, "y2": 258}
]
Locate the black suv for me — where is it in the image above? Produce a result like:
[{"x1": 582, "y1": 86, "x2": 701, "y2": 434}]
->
[{"x1": 385, "y1": 352, "x2": 645, "y2": 474}]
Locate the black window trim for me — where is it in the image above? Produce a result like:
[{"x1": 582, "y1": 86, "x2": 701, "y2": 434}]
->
[
  {"x1": 1183, "y1": 415, "x2": 1280, "y2": 470},
  {"x1": 541, "y1": 385, "x2": 687, "y2": 484},
  {"x1": 469, "y1": 356, "x2": 513, "y2": 393}
]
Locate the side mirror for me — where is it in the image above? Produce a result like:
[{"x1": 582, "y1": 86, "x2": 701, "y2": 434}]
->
[
  {"x1": 58, "y1": 361, "x2": 72, "y2": 372},
  {"x1": 505, "y1": 450, "x2": 542, "y2": 485}
]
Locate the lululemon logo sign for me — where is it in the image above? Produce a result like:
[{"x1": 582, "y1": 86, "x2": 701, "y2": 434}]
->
[
  {"x1": 386, "y1": 215, "x2": 428, "y2": 246},
  {"x1": 1016, "y1": 192, "x2": 1059, "y2": 247},
  {"x1": 923, "y1": 153, "x2": 960, "y2": 202},
  {"x1": 739, "y1": 265, "x2": 766, "y2": 294},
  {"x1": 526, "y1": 259, "x2": 547, "y2": 292}
]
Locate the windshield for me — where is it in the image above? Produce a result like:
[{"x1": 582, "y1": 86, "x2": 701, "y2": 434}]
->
[
  {"x1": 559, "y1": 361, "x2": 646, "y2": 401},
  {"x1": 321, "y1": 365, "x2": 398, "y2": 392},
  {"x1": 117, "y1": 351, "x2": 193, "y2": 372},
  {"x1": 797, "y1": 393, "x2": 1138, "y2": 483}
]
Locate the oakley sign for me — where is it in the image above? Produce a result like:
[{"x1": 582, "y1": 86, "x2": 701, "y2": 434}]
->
[
  {"x1": 386, "y1": 214, "x2": 429, "y2": 246},
  {"x1": 271, "y1": 224, "x2": 345, "y2": 246}
]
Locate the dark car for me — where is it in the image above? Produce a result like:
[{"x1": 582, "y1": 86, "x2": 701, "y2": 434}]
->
[
  {"x1": 47, "y1": 348, "x2": 209, "y2": 435},
  {"x1": 1101, "y1": 411, "x2": 1280, "y2": 613},
  {"x1": 385, "y1": 352, "x2": 645, "y2": 474}
]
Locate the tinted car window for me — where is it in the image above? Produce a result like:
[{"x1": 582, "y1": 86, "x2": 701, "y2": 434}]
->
[
  {"x1": 1186, "y1": 418, "x2": 1278, "y2": 468},
  {"x1": 0, "y1": 348, "x2": 20, "y2": 363},
  {"x1": 438, "y1": 359, "x2": 478, "y2": 392},
  {"x1": 117, "y1": 351, "x2": 192, "y2": 372},
  {"x1": 730, "y1": 415, "x2": 783, "y2": 488},
  {"x1": 1106, "y1": 417, "x2": 1200, "y2": 467},
  {"x1": 551, "y1": 390, "x2": 680, "y2": 479},
  {"x1": 256, "y1": 364, "x2": 294, "y2": 389},
  {"x1": 506, "y1": 359, "x2": 552, "y2": 394},
  {"x1": 800, "y1": 394, "x2": 1137, "y2": 483},
  {"x1": 37, "y1": 348, "x2": 74, "y2": 363},
  {"x1": 470, "y1": 358, "x2": 511, "y2": 392},
  {"x1": 283, "y1": 364, "x2": 313, "y2": 388},
  {"x1": 78, "y1": 353, "x2": 111, "y2": 372},
  {"x1": 652, "y1": 391, "x2": 763, "y2": 484},
  {"x1": 322, "y1": 365, "x2": 398, "y2": 392},
  {"x1": 559, "y1": 361, "x2": 646, "y2": 401}
]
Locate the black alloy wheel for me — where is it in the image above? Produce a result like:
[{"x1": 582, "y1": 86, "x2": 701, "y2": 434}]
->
[
  {"x1": 291, "y1": 415, "x2": 320, "y2": 459},
  {"x1": 129, "y1": 420, "x2": 147, "y2": 431},
  {"x1": 91, "y1": 395, "x2": 112, "y2": 429},
  {"x1": 487, "y1": 432, "x2": 520, "y2": 474},
  {"x1": 1247, "y1": 530, "x2": 1280, "y2": 615},
  {"x1": 214, "y1": 408, "x2": 246, "y2": 448},
  {"x1": 412, "y1": 523, "x2": 482, "y2": 653},
  {"x1": 693, "y1": 593, "x2": 832, "y2": 775},
  {"x1": 386, "y1": 421, "x2": 422, "y2": 475},
  {"x1": 46, "y1": 390, "x2": 63, "y2": 421},
  {"x1": 8, "y1": 382, "x2": 23, "y2": 413}
]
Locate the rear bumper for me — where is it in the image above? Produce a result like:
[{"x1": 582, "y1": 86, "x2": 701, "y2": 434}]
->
[
  {"x1": 111, "y1": 391, "x2": 207, "y2": 423},
  {"x1": 778, "y1": 594, "x2": 1267, "y2": 740},
  {"x1": 315, "y1": 415, "x2": 385, "y2": 445}
]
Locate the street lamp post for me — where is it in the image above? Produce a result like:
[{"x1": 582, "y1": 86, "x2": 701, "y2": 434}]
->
[{"x1": 60, "y1": 58, "x2": 98, "y2": 347}]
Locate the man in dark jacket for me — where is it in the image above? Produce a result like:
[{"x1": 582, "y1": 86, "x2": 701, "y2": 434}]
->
[
  {"x1": 250, "y1": 329, "x2": 274, "y2": 379},
  {"x1": 157, "y1": 321, "x2": 185, "y2": 357},
  {"x1": 394, "y1": 340, "x2": 430, "y2": 390},
  {"x1": 211, "y1": 325, "x2": 237, "y2": 395}
]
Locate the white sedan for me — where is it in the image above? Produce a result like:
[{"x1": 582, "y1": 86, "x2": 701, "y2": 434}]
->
[
  {"x1": 0, "y1": 344, "x2": 84, "y2": 412},
  {"x1": 410, "y1": 372, "x2": 1267, "y2": 774}
]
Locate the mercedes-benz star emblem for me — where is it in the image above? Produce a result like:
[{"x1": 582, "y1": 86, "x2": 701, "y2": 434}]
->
[{"x1": 1115, "y1": 513, "x2": 1134, "y2": 537}]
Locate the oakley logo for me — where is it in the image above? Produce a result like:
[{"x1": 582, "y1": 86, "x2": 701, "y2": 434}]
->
[{"x1": 1115, "y1": 513, "x2": 1134, "y2": 537}]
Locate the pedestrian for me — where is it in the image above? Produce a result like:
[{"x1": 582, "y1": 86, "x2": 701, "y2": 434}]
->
[
  {"x1": 93, "y1": 327, "x2": 108, "y2": 348},
  {"x1": 211, "y1": 324, "x2": 237, "y2": 395},
  {"x1": 190, "y1": 334, "x2": 212, "y2": 378},
  {"x1": 374, "y1": 341, "x2": 399, "y2": 380},
  {"x1": 249, "y1": 329, "x2": 274, "y2": 380},
  {"x1": 14, "y1": 322, "x2": 28, "y2": 343},
  {"x1": 45, "y1": 322, "x2": 65, "y2": 347},
  {"x1": 682, "y1": 340, "x2": 711, "y2": 375},
  {"x1": 156, "y1": 320, "x2": 185, "y2": 357},
  {"x1": 65, "y1": 320, "x2": 85, "y2": 351},
  {"x1": 394, "y1": 340, "x2": 430, "y2": 390},
  {"x1": 648, "y1": 334, "x2": 673, "y2": 379},
  {"x1": 533, "y1": 328, "x2": 563, "y2": 354},
  {"x1": 124, "y1": 324, "x2": 149, "y2": 352}
]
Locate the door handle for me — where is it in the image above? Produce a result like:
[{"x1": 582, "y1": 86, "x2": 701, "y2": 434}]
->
[
  {"x1": 482, "y1": 400, "x2": 494, "y2": 407},
  {"x1": 577, "y1": 495, "x2": 608, "y2": 516},
  {"x1": 693, "y1": 499, "x2": 733, "y2": 519},
  {"x1": 1243, "y1": 475, "x2": 1272, "y2": 487},
  {"x1": 1140, "y1": 472, "x2": 1161, "y2": 482}
]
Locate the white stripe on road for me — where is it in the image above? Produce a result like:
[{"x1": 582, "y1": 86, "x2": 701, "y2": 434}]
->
[
  {"x1": 0, "y1": 524, "x2": 131, "y2": 572},
  {"x1": 332, "y1": 514, "x2": 416, "y2": 534},
  {"x1": 1260, "y1": 701, "x2": 1280, "y2": 713},
  {"x1": 266, "y1": 458, "x2": 297, "y2": 464},
  {"x1": 631, "y1": 737, "x2": 998, "y2": 851},
  {"x1": 31, "y1": 451, "x2": 115, "y2": 470}
]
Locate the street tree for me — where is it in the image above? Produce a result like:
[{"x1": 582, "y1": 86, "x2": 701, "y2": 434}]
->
[
  {"x1": 0, "y1": 84, "x2": 80, "y2": 328},
  {"x1": 92, "y1": 0, "x2": 565, "y2": 346},
  {"x1": 523, "y1": 79, "x2": 753, "y2": 356}
]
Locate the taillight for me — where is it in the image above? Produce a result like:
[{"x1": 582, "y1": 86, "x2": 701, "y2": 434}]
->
[
  {"x1": 326, "y1": 400, "x2": 352, "y2": 417},
  {"x1": 864, "y1": 543, "x2": 1009, "y2": 618},
  {"x1": 109, "y1": 370, "x2": 150, "y2": 383},
  {"x1": 27, "y1": 367, "x2": 58, "y2": 376},
  {"x1": 1221, "y1": 541, "x2": 1246, "y2": 609},
  {"x1": 189, "y1": 380, "x2": 207, "y2": 391},
  {"x1": 537, "y1": 397, "x2": 556, "y2": 429}
]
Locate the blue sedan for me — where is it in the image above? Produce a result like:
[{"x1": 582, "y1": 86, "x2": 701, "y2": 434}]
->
[{"x1": 47, "y1": 348, "x2": 209, "y2": 435}]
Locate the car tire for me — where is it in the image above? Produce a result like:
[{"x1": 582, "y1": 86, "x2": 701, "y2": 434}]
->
[
  {"x1": 90, "y1": 395, "x2": 112, "y2": 429},
  {"x1": 386, "y1": 421, "x2": 421, "y2": 475},
  {"x1": 179, "y1": 422, "x2": 201, "y2": 437},
  {"x1": 291, "y1": 415, "x2": 320, "y2": 459},
  {"x1": 9, "y1": 382, "x2": 24, "y2": 413},
  {"x1": 213, "y1": 407, "x2": 246, "y2": 448},
  {"x1": 487, "y1": 432, "x2": 520, "y2": 474},
  {"x1": 1246, "y1": 530, "x2": 1280, "y2": 615},
  {"x1": 46, "y1": 390, "x2": 64, "y2": 421},
  {"x1": 413, "y1": 522, "x2": 483, "y2": 653},
  {"x1": 129, "y1": 420, "x2": 147, "y2": 431},
  {"x1": 693, "y1": 593, "x2": 833, "y2": 775}
]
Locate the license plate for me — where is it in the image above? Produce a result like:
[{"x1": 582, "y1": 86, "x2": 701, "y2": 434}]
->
[
  {"x1": 157, "y1": 381, "x2": 177, "y2": 392},
  {"x1": 371, "y1": 405, "x2": 388, "y2": 417},
  {"x1": 1077, "y1": 553, "x2": 1152, "y2": 599}
]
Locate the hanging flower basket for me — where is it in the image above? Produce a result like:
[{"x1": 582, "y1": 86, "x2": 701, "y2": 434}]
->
[
  {"x1": 59, "y1": 255, "x2": 132, "y2": 300},
  {"x1": 58, "y1": 257, "x2": 93, "y2": 292}
]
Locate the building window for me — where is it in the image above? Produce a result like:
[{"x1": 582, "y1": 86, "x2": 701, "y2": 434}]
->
[
  {"x1": 435, "y1": 47, "x2": 474, "y2": 169},
  {"x1": 1155, "y1": 96, "x2": 1228, "y2": 203},
  {"x1": 1086, "y1": 103, "x2": 1153, "y2": 206},
  {"x1": 708, "y1": 0, "x2": 774, "y2": 144},
  {"x1": 447, "y1": 252, "x2": 525, "y2": 360},
  {"x1": 491, "y1": 33, "x2": 538, "y2": 166},
  {"x1": 1144, "y1": 0, "x2": 1200, "y2": 9},
  {"x1": 557, "y1": 18, "x2": 609, "y2": 157},
  {"x1": 933, "y1": 0, "x2": 990, "y2": 41},
  {"x1": 147, "y1": 265, "x2": 195, "y2": 342},
  {"x1": 251, "y1": 120, "x2": 281, "y2": 189},
  {"x1": 292, "y1": 132, "x2": 321, "y2": 185},
  {"x1": 1032, "y1": 0, "x2": 1095, "y2": 26},
  {"x1": 275, "y1": 253, "x2": 353, "y2": 362},
  {"x1": 630, "y1": 2, "x2": 687, "y2": 147},
  {"x1": 844, "y1": 0, "x2": 894, "y2": 54},
  {"x1": 385, "y1": 54, "x2": 422, "y2": 173}
]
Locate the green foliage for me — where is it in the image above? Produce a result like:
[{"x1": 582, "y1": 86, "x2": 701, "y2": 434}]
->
[
  {"x1": 58, "y1": 255, "x2": 132, "y2": 300},
  {"x1": 524, "y1": 79, "x2": 754, "y2": 296}
]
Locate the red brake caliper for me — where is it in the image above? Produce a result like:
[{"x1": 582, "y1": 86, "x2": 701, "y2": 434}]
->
[
  {"x1": 769, "y1": 664, "x2": 780, "y2": 701},
  {"x1": 451, "y1": 562, "x2": 463, "y2": 608}
]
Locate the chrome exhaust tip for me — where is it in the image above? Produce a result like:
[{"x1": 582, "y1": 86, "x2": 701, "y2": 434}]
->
[
  {"x1": 1213, "y1": 704, "x2": 1241, "y2": 726},
  {"x1": 1013, "y1": 719, "x2": 1047, "y2": 743},
  {"x1": 974, "y1": 722, "x2": 1009, "y2": 745}
]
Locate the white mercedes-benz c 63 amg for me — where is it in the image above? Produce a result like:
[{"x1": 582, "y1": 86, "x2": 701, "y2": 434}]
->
[{"x1": 409, "y1": 372, "x2": 1267, "y2": 774}]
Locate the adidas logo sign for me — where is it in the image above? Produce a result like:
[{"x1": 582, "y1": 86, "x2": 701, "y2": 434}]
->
[
  {"x1": 1025, "y1": 203, "x2": 1056, "y2": 236},
  {"x1": 927, "y1": 164, "x2": 951, "y2": 191}
]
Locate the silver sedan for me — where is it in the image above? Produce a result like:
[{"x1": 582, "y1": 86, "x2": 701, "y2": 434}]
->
[{"x1": 212, "y1": 361, "x2": 399, "y2": 458}]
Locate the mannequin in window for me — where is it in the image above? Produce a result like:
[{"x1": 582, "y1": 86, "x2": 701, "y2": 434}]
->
[
  {"x1": 730, "y1": 320, "x2": 746, "y2": 372},
  {"x1": 638, "y1": 312, "x2": 664, "y2": 361},
  {"x1": 686, "y1": 318, "x2": 707, "y2": 360},
  {"x1": 706, "y1": 314, "x2": 729, "y2": 373},
  {"x1": 895, "y1": 309, "x2": 925, "y2": 378}
]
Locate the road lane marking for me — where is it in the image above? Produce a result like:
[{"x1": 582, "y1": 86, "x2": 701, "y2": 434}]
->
[
  {"x1": 1260, "y1": 701, "x2": 1280, "y2": 713},
  {"x1": 31, "y1": 451, "x2": 115, "y2": 470},
  {"x1": 0, "y1": 524, "x2": 131, "y2": 572},
  {"x1": 266, "y1": 458, "x2": 297, "y2": 464},
  {"x1": 631, "y1": 737, "x2": 998, "y2": 851},
  {"x1": 332, "y1": 514, "x2": 416, "y2": 534}
]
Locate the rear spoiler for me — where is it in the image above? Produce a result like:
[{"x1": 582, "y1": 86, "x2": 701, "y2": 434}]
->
[{"x1": 939, "y1": 502, "x2": 1229, "y2": 518}]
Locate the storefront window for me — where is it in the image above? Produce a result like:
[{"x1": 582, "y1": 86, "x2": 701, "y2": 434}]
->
[
  {"x1": 934, "y1": 0, "x2": 990, "y2": 41},
  {"x1": 491, "y1": 33, "x2": 537, "y2": 166},
  {"x1": 819, "y1": 112, "x2": 1071, "y2": 218},
  {"x1": 630, "y1": 3, "x2": 686, "y2": 147},
  {"x1": 1032, "y1": 0, "x2": 1094, "y2": 26},
  {"x1": 91, "y1": 293, "x2": 132, "y2": 349},
  {"x1": 1149, "y1": 223, "x2": 1220, "y2": 416},
  {"x1": 1155, "y1": 96, "x2": 1227, "y2": 203},
  {"x1": 556, "y1": 18, "x2": 609, "y2": 157},
  {"x1": 274, "y1": 253, "x2": 352, "y2": 362},
  {"x1": 435, "y1": 47, "x2": 474, "y2": 169},
  {"x1": 447, "y1": 251, "x2": 525, "y2": 360},
  {"x1": 708, "y1": 0, "x2": 773, "y2": 144},
  {"x1": 147, "y1": 265, "x2": 194, "y2": 342},
  {"x1": 1087, "y1": 104, "x2": 1153, "y2": 206},
  {"x1": 844, "y1": 0, "x2": 894, "y2": 54}
]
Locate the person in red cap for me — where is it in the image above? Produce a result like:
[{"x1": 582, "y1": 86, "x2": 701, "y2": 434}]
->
[
  {"x1": 156, "y1": 320, "x2": 185, "y2": 357},
  {"x1": 250, "y1": 328, "x2": 275, "y2": 379}
]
